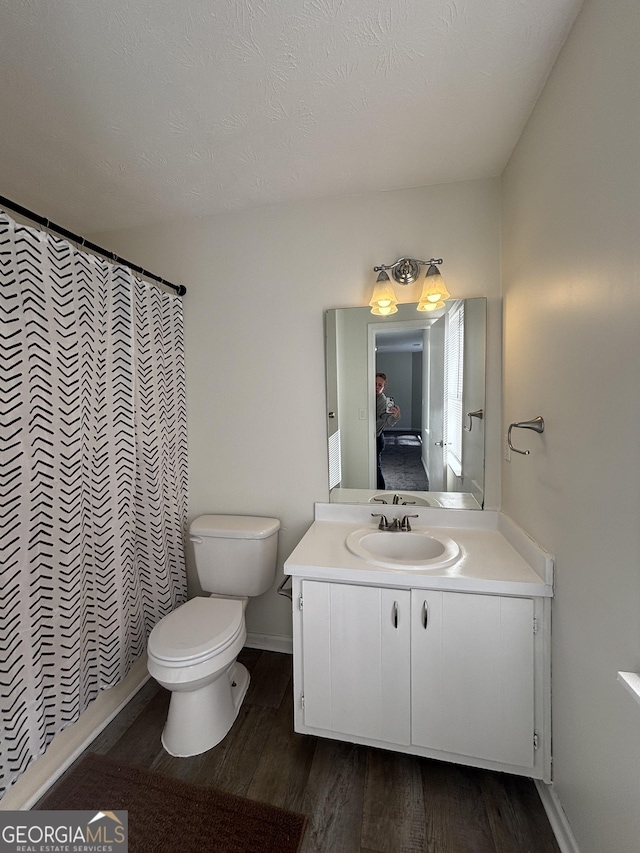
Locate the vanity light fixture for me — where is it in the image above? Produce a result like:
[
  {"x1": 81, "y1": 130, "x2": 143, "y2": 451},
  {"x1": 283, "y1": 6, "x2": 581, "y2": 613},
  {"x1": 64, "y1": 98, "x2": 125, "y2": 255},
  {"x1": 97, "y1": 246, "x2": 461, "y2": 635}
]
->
[{"x1": 370, "y1": 257, "x2": 450, "y2": 315}]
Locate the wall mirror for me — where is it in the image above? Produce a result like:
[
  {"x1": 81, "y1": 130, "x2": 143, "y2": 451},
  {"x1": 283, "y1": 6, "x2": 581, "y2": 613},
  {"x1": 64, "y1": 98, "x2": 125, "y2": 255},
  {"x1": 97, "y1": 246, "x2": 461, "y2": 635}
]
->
[{"x1": 326, "y1": 298, "x2": 486, "y2": 509}]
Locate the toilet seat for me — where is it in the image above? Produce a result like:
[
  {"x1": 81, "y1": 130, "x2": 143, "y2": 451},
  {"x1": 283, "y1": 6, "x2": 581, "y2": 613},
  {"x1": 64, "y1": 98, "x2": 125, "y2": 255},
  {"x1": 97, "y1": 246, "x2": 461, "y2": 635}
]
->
[{"x1": 148, "y1": 597, "x2": 244, "y2": 666}]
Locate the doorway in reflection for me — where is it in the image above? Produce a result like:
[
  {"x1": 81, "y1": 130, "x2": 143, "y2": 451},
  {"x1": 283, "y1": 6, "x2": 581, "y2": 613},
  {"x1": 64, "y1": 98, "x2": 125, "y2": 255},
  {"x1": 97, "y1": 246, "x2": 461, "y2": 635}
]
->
[{"x1": 375, "y1": 327, "x2": 430, "y2": 491}]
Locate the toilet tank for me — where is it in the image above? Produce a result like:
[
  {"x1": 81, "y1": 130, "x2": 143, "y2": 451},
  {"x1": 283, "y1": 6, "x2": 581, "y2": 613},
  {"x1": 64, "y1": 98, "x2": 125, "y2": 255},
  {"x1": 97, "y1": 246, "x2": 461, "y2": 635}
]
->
[{"x1": 189, "y1": 515, "x2": 280, "y2": 597}]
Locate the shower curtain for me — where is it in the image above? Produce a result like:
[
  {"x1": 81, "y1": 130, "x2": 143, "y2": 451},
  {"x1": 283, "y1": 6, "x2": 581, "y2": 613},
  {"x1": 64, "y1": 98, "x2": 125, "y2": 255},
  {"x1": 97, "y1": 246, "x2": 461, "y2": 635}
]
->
[{"x1": 0, "y1": 210, "x2": 188, "y2": 796}]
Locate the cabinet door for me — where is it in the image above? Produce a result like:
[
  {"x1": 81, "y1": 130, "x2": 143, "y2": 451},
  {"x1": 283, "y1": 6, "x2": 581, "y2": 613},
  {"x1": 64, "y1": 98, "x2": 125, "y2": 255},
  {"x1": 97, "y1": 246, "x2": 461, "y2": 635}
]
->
[
  {"x1": 411, "y1": 591, "x2": 535, "y2": 767},
  {"x1": 301, "y1": 580, "x2": 411, "y2": 744}
]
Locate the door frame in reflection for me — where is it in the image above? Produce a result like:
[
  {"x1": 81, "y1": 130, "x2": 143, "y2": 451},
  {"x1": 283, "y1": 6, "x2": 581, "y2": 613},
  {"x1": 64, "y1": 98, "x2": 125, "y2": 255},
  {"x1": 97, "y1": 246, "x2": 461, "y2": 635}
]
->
[{"x1": 367, "y1": 318, "x2": 436, "y2": 489}]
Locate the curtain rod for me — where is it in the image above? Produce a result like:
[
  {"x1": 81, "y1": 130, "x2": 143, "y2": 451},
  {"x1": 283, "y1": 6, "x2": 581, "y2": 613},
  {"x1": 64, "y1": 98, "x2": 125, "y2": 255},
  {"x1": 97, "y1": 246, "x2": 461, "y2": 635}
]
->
[{"x1": 0, "y1": 195, "x2": 187, "y2": 297}]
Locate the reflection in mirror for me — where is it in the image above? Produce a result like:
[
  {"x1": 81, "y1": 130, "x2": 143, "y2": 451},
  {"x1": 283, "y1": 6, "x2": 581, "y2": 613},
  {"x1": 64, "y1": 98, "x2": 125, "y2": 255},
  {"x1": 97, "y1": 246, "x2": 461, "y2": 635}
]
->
[{"x1": 326, "y1": 299, "x2": 486, "y2": 509}]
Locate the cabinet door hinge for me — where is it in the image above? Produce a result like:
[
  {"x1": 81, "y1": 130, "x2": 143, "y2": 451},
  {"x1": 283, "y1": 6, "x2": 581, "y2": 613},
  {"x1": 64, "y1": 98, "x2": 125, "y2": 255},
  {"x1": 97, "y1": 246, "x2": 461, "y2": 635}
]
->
[
  {"x1": 533, "y1": 616, "x2": 538, "y2": 634},
  {"x1": 298, "y1": 594, "x2": 303, "y2": 610},
  {"x1": 301, "y1": 693, "x2": 305, "y2": 709},
  {"x1": 533, "y1": 731, "x2": 540, "y2": 750}
]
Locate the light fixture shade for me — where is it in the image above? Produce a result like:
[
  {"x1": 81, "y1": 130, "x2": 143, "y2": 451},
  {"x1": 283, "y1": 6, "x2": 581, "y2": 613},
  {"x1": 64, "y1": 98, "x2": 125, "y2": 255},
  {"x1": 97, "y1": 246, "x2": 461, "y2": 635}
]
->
[
  {"x1": 416, "y1": 264, "x2": 450, "y2": 312},
  {"x1": 369, "y1": 271, "x2": 398, "y2": 315},
  {"x1": 417, "y1": 299, "x2": 446, "y2": 312}
]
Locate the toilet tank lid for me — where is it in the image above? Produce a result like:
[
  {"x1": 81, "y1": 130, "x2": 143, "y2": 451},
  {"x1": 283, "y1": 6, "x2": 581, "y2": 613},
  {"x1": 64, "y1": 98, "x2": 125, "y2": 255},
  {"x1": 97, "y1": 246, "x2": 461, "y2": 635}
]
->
[{"x1": 189, "y1": 514, "x2": 280, "y2": 540}]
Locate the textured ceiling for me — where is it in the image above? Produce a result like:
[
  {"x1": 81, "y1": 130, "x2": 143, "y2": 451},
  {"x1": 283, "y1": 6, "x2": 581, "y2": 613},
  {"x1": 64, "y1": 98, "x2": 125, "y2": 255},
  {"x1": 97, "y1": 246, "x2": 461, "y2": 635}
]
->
[{"x1": 0, "y1": 0, "x2": 582, "y2": 233}]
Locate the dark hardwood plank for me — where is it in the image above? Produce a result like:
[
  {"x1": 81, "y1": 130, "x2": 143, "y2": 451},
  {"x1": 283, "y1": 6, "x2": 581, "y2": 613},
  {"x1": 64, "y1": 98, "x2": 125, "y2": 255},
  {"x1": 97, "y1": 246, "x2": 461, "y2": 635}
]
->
[
  {"x1": 299, "y1": 738, "x2": 368, "y2": 853},
  {"x1": 149, "y1": 743, "x2": 211, "y2": 783},
  {"x1": 422, "y1": 760, "x2": 496, "y2": 853},
  {"x1": 105, "y1": 687, "x2": 169, "y2": 768},
  {"x1": 516, "y1": 781, "x2": 561, "y2": 853},
  {"x1": 361, "y1": 749, "x2": 426, "y2": 852},
  {"x1": 481, "y1": 772, "x2": 561, "y2": 853},
  {"x1": 243, "y1": 648, "x2": 292, "y2": 709},
  {"x1": 189, "y1": 701, "x2": 277, "y2": 796},
  {"x1": 246, "y1": 680, "x2": 317, "y2": 813}
]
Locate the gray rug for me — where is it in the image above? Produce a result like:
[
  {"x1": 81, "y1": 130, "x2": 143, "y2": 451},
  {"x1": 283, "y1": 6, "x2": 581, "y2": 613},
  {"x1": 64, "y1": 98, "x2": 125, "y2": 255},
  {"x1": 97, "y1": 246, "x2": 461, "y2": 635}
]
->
[{"x1": 381, "y1": 433, "x2": 429, "y2": 490}]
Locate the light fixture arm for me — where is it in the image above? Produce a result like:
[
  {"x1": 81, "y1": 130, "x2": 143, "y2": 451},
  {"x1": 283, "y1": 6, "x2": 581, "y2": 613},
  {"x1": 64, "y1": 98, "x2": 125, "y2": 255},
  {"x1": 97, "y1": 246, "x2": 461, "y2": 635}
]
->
[{"x1": 373, "y1": 257, "x2": 443, "y2": 286}]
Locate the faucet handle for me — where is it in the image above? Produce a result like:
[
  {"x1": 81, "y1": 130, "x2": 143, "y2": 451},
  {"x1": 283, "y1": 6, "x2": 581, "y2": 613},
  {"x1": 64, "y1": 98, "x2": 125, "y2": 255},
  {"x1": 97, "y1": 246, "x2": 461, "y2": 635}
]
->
[
  {"x1": 371, "y1": 513, "x2": 389, "y2": 530},
  {"x1": 400, "y1": 514, "x2": 419, "y2": 531}
]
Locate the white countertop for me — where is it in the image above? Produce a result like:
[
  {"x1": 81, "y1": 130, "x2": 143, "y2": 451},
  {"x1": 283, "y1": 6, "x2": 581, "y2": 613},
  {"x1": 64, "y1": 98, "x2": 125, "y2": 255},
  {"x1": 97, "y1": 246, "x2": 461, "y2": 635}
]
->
[
  {"x1": 329, "y1": 488, "x2": 482, "y2": 510},
  {"x1": 284, "y1": 504, "x2": 554, "y2": 597}
]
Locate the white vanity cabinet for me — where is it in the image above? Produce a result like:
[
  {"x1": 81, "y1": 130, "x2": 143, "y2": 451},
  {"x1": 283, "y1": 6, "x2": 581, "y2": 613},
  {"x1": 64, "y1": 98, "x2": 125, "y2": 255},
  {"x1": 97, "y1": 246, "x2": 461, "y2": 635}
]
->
[
  {"x1": 292, "y1": 576, "x2": 550, "y2": 780},
  {"x1": 287, "y1": 508, "x2": 553, "y2": 782}
]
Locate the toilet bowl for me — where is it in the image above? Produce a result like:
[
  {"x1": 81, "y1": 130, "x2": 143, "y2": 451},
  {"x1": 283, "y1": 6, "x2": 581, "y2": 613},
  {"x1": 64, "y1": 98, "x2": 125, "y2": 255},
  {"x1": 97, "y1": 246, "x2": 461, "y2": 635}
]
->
[{"x1": 147, "y1": 596, "x2": 249, "y2": 757}]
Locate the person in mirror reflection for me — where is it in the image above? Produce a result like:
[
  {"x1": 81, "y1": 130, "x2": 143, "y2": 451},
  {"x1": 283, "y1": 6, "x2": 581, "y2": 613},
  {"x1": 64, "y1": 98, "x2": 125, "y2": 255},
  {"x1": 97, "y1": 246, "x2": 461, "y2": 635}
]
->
[{"x1": 375, "y1": 372, "x2": 401, "y2": 489}]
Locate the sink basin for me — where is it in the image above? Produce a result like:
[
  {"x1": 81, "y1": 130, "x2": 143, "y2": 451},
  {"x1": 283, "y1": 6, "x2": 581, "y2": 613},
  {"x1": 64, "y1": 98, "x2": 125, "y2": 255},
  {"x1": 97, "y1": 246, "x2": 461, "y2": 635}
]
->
[
  {"x1": 369, "y1": 493, "x2": 440, "y2": 507},
  {"x1": 346, "y1": 528, "x2": 461, "y2": 570}
]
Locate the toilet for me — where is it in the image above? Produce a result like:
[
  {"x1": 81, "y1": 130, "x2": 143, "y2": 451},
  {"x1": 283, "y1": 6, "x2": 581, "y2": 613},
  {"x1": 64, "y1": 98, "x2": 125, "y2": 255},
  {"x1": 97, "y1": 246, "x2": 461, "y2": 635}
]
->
[{"x1": 146, "y1": 514, "x2": 280, "y2": 757}]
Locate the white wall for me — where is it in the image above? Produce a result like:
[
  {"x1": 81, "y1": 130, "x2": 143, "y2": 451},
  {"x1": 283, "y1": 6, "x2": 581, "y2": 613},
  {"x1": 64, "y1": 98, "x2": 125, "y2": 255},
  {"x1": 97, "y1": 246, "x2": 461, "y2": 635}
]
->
[
  {"x1": 100, "y1": 179, "x2": 502, "y2": 641},
  {"x1": 501, "y1": 0, "x2": 640, "y2": 851}
]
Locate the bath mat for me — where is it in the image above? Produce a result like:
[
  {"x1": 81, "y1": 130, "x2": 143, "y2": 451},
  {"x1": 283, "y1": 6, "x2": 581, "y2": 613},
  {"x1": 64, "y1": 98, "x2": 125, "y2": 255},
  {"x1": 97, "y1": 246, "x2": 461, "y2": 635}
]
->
[
  {"x1": 381, "y1": 439, "x2": 429, "y2": 490},
  {"x1": 36, "y1": 752, "x2": 307, "y2": 853}
]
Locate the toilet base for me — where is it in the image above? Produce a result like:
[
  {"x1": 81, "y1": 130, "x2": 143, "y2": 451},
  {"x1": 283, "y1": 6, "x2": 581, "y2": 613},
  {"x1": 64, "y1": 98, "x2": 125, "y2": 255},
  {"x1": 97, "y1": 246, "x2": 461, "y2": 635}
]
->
[{"x1": 161, "y1": 661, "x2": 250, "y2": 757}]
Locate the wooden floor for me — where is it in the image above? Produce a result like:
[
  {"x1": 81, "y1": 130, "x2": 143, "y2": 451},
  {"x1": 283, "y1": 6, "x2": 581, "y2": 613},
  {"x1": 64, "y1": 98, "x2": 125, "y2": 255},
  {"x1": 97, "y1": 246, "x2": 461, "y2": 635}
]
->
[{"x1": 40, "y1": 649, "x2": 560, "y2": 853}]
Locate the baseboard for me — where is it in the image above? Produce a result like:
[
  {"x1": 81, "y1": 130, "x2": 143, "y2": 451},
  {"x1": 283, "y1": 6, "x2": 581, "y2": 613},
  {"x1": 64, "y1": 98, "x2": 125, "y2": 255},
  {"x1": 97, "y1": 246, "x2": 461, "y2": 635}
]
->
[
  {"x1": 535, "y1": 780, "x2": 581, "y2": 853},
  {"x1": 0, "y1": 658, "x2": 150, "y2": 811},
  {"x1": 245, "y1": 632, "x2": 293, "y2": 655}
]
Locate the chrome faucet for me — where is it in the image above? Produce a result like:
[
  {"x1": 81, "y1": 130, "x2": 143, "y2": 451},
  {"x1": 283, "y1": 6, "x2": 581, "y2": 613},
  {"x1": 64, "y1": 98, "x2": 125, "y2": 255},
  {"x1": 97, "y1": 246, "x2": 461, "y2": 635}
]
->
[
  {"x1": 392, "y1": 494, "x2": 402, "y2": 504},
  {"x1": 372, "y1": 512, "x2": 419, "y2": 531}
]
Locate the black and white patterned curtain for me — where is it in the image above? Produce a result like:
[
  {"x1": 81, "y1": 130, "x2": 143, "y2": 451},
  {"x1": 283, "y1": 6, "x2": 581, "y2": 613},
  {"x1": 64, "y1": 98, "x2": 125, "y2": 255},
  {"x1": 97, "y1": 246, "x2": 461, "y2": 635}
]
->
[{"x1": 0, "y1": 210, "x2": 188, "y2": 796}]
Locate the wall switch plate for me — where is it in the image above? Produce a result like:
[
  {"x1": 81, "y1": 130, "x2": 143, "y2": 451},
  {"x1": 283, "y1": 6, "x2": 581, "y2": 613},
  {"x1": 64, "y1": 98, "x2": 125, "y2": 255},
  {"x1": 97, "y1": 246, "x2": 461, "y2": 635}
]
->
[{"x1": 358, "y1": 408, "x2": 367, "y2": 420}]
